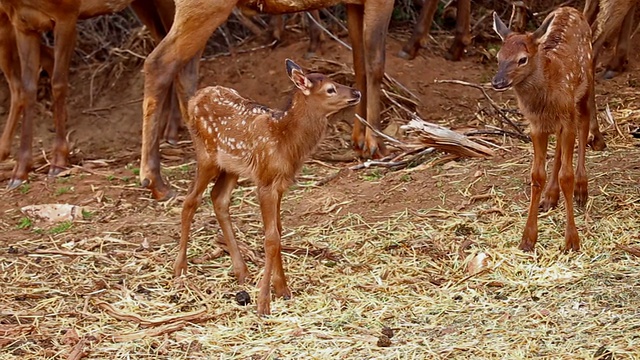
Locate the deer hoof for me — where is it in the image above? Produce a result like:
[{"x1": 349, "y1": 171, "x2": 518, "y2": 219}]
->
[
  {"x1": 539, "y1": 197, "x2": 558, "y2": 212},
  {"x1": 563, "y1": 239, "x2": 580, "y2": 253},
  {"x1": 7, "y1": 177, "x2": 25, "y2": 190},
  {"x1": 574, "y1": 187, "x2": 588, "y2": 208},
  {"x1": 303, "y1": 51, "x2": 316, "y2": 60},
  {"x1": 274, "y1": 285, "x2": 291, "y2": 300},
  {"x1": 257, "y1": 300, "x2": 271, "y2": 316},
  {"x1": 602, "y1": 69, "x2": 620, "y2": 80},
  {"x1": 48, "y1": 165, "x2": 67, "y2": 177},
  {"x1": 589, "y1": 135, "x2": 607, "y2": 151},
  {"x1": 518, "y1": 240, "x2": 536, "y2": 252},
  {"x1": 396, "y1": 49, "x2": 415, "y2": 60}
]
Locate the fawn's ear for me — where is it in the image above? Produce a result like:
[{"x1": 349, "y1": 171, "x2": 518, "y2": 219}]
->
[
  {"x1": 492, "y1": 12, "x2": 512, "y2": 41},
  {"x1": 286, "y1": 58, "x2": 312, "y2": 95},
  {"x1": 532, "y1": 13, "x2": 555, "y2": 44}
]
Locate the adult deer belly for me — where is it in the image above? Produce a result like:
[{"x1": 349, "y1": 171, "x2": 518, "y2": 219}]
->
[
  {"x1": 79, "y1": 0, "x2": 133, "y2": 18},
  {"x1": 238, "y1": 0, "x2": 347, "y2": 14}
]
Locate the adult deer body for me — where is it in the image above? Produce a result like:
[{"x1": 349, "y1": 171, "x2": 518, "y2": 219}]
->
[
  {"x1": 492, "y1": 7, "x2": 605, "y2": 252},
  {"x1": 0, "y1": 0, "x2": 179, "y2": 188},
  {"x1": 398, "y1": 0, "x2": 471, "y2": 61},
  {"x1": 176, "y1": 59, "x2": 360, "y2": 315},
  {"x1": 584, "y1": 0, "x2": 636, "y2": 79},
  {"x1": 140, "y1": 0, "x2": 394, "y2": 201}
]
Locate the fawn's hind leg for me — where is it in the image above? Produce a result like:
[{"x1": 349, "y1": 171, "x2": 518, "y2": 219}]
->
[
  {"x1": 575, "y1": 93, "x2": 591, "y2": 208},
  {"x1": 540, "y1": 130, "x2": 561, "y2": 212}
]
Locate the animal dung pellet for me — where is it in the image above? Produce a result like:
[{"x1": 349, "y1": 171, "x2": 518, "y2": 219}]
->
[
  {"x1": 235, "y1": 291, "x2": 251, "y2": 306},
  {"x1": 377, "y1": 334, "x2": 392, "y2": 347}
]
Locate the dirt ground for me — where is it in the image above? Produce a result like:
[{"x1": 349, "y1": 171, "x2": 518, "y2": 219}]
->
[{"x1": 1, "y1": 9, "x2": 639, "y2": 359}]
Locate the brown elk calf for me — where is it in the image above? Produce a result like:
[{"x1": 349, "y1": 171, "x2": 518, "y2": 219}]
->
[
  {"x1": 175, "y1": 59, "x2": 360, "y2": 315},
  {"x1": 492, "y1": 7, "x2": 606, "y2": 252}
]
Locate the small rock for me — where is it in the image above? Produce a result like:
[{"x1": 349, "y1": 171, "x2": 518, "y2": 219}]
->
[
  {"x1": 466, "y1": 252, "x2": 489, "y2": 275},
  {"x1": 381, "y1": 326, "x2": 394, "y2": 338},
  {"x1": 235, "y1": 291, "x2": 251, "y2": 306},
  {"x1": 377, "y1": 334, "x2": 391, "y2": 347}
]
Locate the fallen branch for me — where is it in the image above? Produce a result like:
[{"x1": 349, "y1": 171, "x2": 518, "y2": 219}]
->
[
  {"x1": 354, "y1": 114, "x2": 407, "y2": 146},
  {"x1": 384, "y1": 90, "x2": 495, "y2": 158},
  {"x1": 67, "y1": 338, "x2": 89, "y2": 360},
  {"x1": 94, "y1": 301, "x2": 208, "y2": 327},
  {"x1": 616, "y1": 244, "x2": 640, "y2": 257},
  {"x1": 112, "y1": 321, "x2": 187, "y2": 342},
  {"x1": 434, "y1": 79, "x2": 528, "y2": 141},
  {"x1": 349, "y1": 147, "x2": 436, "y2": 170}
]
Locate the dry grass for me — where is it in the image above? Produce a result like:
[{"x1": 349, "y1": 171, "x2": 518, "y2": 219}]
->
[
  {"x1": 1, "y1": 134, "x2": 638, "y2": 359},
  {"x1": 1, "y1": 1, "x2": 639, "y2": 359}
]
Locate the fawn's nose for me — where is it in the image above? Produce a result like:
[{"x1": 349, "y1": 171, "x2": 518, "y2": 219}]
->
[
  {"x1": 352, "y1": 89, "x2": 361, "y2": 101},
  {"x1": 491, "y1": 75, "x2": 511, "y2": 91}
]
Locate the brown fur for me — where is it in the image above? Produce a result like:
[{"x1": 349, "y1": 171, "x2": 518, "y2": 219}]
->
[
  {"x1": 585, "y1": 0, "x2": 635, "y2": 78},
  {"x1": 139, "y1": 0, "x2": 394, "y2": 201},
  {"x1": 0, "y1": 0, "x2": 180, "y2": 190},
  {"x1": 0, "y1": 11, "x2": 52, "y2": 162},
  {"x1": 175, "y1": 59, "x2": 360, "y2": 315},
  {"x1": 492, "y1": 7, "x2": 606, "y2": 252},
  {"x1": 398, "y1": 0, "x2": 471, "y2": 61}
]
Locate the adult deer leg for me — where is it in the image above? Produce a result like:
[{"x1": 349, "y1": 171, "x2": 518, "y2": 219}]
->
[
  {"x1": 602, "y1": 3, "x2": 634, "y2": 80},
  {"x1": 257, "y1": 185, "x2": 285, "y2": 315},
  {"x1": 269, "y1": 15, "x2": 284, "y2": 43},
  {"x1": 305, "y1": 10, "x2": 323, "y2": 59},
  {"x1": 361, "y1": 0, "x2": 393, "y2": 158},
  {"x1": 346, "y1": 5, "x2": 368, "y2": 156},
  {"x1": 48, "y1": 21, "x2": 78, "y2": 176},
  {"x1": 520, "y1": 130, "x2": 549, "y2": 252},
  {"x1": 8, "y1": 31, "x2": 41, "y2": 189},
  {"x1": 0, "y1": 37, "x2": 23, "y2": 161},
  {"x1": 446, "y1": 0, "x2": 470, "y2": 61},
  {"x1": 210, "y1": 171, "x2": 249, "y2": 284},
  {"x1": 130, "y1": 0, "x2": 182, "y2": 145},
  {"x1": 557, "y1": 124, "x2": 580, "y2": 252},
  {"x1": 175, "y1": 158, "x2": 219, "y2": 277},
  {"x1": 0, "y1": 33, "x2": 53, "y2": 161},
  {"x1": 141, "y1": 0, "x2": 236, "y2": 200},
  {"x1": 398, "y1": 0, "x2": 438, "y2": 60}
]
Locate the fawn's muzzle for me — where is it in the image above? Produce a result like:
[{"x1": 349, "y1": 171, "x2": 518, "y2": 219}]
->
[
  {"x1": 349, "y1": 89, "x2": 362, "y2": 104},
  {"x1": 491, "y1": 75, "x2": 512, "y2": 91}
]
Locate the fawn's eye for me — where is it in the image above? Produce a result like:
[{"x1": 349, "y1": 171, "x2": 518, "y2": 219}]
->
[
  {"x1": 327, "y1": 86, "x2": 336, "y2": 94},
  {"x1": 518, "y1": 56, "x2": 528, "y2": 66}
]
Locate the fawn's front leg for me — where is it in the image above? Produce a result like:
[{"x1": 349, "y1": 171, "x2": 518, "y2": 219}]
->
[
  {"x1": 175, "y1": 163, "x2": 219, "y2": 277},
  {"x1": 520, "y1": 130, "x2": 549, "y2": 252},
  {"x1": 211, "y1": 171, "x2": 249, "y2": 284},
  {"x1": 257, "y1": 186, "x2": 290, "y2": 315},
  {"x1": 557, "y1": 127, "x2": 580, "y2": 252}
]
